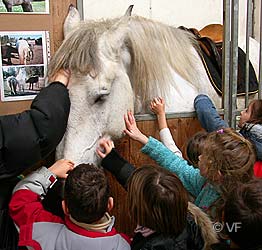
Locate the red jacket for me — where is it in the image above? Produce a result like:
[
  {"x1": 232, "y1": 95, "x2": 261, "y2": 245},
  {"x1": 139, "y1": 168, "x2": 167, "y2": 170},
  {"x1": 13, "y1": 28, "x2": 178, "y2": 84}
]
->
[{"x1": 254, "y1": 161, "x2": 262, "y2": 178}]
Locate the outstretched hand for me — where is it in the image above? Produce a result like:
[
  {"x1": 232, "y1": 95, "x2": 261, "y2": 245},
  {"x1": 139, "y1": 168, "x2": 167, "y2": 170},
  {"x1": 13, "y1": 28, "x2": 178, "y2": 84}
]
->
[
  {"x1": 48, "y1": 159, "x2": 74, "y2": 179},
  {"x1": 150, "y1": 97, "x2": 165, "y2": 115},
  {"x1": 96, "y1": 138, "x2": 115, "y2": 159},
  {"x1": 124, "y1": 111, "x2": 148, "y2": 145}
]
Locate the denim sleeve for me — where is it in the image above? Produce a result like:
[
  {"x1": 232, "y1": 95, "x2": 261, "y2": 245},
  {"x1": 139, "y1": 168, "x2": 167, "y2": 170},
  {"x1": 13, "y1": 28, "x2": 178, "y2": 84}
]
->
[
  {"x1": 141, "y1": 137, "x2": 206, "y2": 197},
  {"x1": 194, "y1": 94, "x2": 228, "y2": 132}
]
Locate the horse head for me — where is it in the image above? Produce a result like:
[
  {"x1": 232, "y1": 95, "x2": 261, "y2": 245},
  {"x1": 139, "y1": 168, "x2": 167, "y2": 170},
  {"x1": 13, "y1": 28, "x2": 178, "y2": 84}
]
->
[
  {"x1": 51, "y1": 5, "x2": 259, "y2": 165},
  {"x1": 50, "y1": 5, "x2": 134, "y2": 165}
]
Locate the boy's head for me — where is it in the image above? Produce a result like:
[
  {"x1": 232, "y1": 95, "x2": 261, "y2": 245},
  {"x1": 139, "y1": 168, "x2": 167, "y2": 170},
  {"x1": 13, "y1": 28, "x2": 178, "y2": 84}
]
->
[
  {"x1": 127, "y1": 165, "x2": 188, "y2": 236},
  {"x1": 198, "y1": 128, "x2": 255, "y2": 187},
  {"x1": 224, "y1": 179, "x2": 262, "y2": 249},
  {"x1": 63, "y1": 164, "x2": 112, "y2": 223}
]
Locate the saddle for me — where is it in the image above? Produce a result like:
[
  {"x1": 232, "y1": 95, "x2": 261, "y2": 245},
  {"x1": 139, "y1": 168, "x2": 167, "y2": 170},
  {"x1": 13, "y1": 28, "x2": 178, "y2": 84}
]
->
[{"x1": 179, "y1": 24, "x2": 258, "y2": 96}]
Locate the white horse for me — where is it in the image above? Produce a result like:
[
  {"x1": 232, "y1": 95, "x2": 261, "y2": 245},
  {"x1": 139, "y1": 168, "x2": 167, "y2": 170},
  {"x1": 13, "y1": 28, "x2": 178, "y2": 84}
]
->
[
  {"x1": 16, "y1": 67, "x2": 26, "y2": 92},
  {"x1": 49, "y1": 5, "x2": 259, "y2": 165},
  {"x1": 16, "y1": 39, "x2": 32, "y2": 65},
  {"x1": 7, "y1": 75, "x2": 18, "y2": 95}
]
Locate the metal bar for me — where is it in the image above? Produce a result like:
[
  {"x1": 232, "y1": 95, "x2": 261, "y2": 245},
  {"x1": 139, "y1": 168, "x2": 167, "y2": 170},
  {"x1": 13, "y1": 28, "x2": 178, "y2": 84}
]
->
[
  {"x1": 230, "y1": 0, "x2": 239, "y2": 129},
  {"x1": 222, "y1": 0, "x2": 231, "y2": 124},
  {"x1": 245, "y1": 0, "x2": 253, "y2": 106},
  {"x1": 77, "y1": 0, "x2": 84, "y2": 19},
  {"x1": 135, "y1": 110, "x2": 225, "y2": 121},
  {"x1": 259, "y1": 0, "x2": 262, "y2": 99}
]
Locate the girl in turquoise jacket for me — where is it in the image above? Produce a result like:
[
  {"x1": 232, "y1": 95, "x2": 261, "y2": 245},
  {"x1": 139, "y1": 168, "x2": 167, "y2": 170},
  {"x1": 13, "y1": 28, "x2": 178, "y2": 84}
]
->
[{"x1": 123, "y1": 111, "x2": 255, "y2": 219}]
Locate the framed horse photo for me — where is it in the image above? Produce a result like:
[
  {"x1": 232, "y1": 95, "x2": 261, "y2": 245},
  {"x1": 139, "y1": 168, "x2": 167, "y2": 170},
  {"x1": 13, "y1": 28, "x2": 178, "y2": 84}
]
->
[
  {"x1": 0, "y1": 31, "x2": 50, "y2": 101},
  {"x1": 0, "y1": 0, "x2": 50, "y2": 14}
]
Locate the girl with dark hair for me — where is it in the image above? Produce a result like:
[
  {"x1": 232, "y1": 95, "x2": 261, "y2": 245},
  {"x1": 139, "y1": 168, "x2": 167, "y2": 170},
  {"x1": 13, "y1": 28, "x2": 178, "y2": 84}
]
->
[
  {"x1": 212, "y1": 179, "x2": 262, "y2": 250},
  {"x1": 128, "y1": 165, "x2": 189, "y2": 249}
]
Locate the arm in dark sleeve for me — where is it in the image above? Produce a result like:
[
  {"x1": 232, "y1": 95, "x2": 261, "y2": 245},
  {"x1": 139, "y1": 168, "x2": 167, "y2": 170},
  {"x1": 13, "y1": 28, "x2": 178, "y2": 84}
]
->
[
  {"x1": 101, "y1": 149, "x2": 135, "y2": 189},
  {"x1": 0, "y1": 82, "x2": 70, "y2": 179}
]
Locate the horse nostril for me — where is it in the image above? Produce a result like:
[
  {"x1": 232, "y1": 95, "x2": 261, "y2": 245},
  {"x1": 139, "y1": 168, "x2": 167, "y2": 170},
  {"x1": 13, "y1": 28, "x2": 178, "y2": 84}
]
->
[{"x1": 94, "y1": 95, "x2": 104, "y2": 103}]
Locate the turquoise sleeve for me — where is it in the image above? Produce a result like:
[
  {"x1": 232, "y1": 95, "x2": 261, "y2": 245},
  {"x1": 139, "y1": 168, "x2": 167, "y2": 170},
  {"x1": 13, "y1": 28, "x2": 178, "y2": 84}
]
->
[{"x1": 141, "y1": 137, "x2": 206, "y2": 197}]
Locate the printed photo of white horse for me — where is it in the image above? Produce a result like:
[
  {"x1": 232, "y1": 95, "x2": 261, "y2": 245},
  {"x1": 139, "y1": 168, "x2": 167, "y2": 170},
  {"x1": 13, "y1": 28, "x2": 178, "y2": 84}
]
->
[
  {"x1": 0, "y1": 32, "x2": 44, "y2": 66},
  {"x1": 1, "y1": 65, "x2": 45, "y2": 101},
  {"x1": 48, "y1": 5, "x2": 260, "y2": 165}
]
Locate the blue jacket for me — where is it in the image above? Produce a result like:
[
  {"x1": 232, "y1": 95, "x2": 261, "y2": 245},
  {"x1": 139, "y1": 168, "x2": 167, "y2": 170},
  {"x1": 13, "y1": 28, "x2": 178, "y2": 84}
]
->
[
  {"x1": 141, "y1": 137, "x2": 220, "y2": 211},
  {"x1": 240, "y1": 123, "x2": 262, "y2": 161}
]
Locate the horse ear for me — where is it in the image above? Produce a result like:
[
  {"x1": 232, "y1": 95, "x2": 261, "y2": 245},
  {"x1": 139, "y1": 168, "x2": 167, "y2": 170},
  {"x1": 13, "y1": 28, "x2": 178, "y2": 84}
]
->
[
  {"x1": 102, "y1": 16, "x2": 130, "y2": 55},
  {"x1": 63, "y1": 4, "x2": 81, "y2": 38},
  {"x1": 100, "y1": 6, "x2": 134, "y2": 58},
  {"x1": 124, "y1": 5, "x2": 134, "y2": 16}
]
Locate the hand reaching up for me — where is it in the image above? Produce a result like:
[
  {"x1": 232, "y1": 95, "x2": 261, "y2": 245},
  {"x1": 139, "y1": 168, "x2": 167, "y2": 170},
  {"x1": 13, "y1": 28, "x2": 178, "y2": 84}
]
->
[
  {"x1": 150, "y1": 97, "x2": 165, "y2": 116},
  {"x1": 150, "y1": 97, "x2": 167, "y2": 130},
  {"x1": 96, "y1": 138, "x2": 115, "y2": 159},
  {"x1": 124, "y1": 111, "x2": 148, "y2": 145},
  {"x1": 48, "y1": 159, "x2": 74, "y2": 179}
]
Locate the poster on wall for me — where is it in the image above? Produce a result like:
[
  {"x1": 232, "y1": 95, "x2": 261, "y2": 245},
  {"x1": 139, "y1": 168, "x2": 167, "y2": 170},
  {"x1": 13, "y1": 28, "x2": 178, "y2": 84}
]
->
[
  {"x1": 0, "y1": 0, "x2": 49, "y2": 14},
  {"x1": 0, "y1": 31, "x2": 50, "y2": 102}
]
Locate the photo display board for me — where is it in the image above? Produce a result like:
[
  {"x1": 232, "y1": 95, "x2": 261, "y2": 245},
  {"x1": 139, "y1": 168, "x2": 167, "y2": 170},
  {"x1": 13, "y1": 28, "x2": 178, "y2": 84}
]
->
[{"x1": 0, "y1": 31, "x2": 50, "y2": 101}]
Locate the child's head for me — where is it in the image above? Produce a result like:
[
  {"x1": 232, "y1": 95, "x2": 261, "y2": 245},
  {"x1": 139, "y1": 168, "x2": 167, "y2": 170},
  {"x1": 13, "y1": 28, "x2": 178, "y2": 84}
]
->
[
  {"x1": 198, "y1": 128, "x2": 255, "y2": 189},
  {"x1": 127, "y1": 165, "x2": 188, "y2": 236},
  {"x1": 224, "y1": 179, "x2": 262, "y2": 249},
  {"x1": 63, "y1": 164, "x2": 112, "y2": 223},
  {"x1": 186, "y1": 131, "x2": 208, "y2": 167},
  {"x1": 239, "y1": 99, "x2": 262, "y2": 127}
]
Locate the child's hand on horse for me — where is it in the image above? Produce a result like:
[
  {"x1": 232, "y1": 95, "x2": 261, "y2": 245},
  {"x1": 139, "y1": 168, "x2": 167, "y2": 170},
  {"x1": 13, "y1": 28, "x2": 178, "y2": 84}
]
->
[
  {"x1": 48, "y1": 159, "x2": 74, "y2": 178},
  {"x1": 96, "y1": 138, "x2": 115, "y2": 159},
  {"x1": 124, "y1": 111, "x2": 149, "y2": 145},
  {"x1": 150, "y1": 97, "x2": 165, "y2": 116}
]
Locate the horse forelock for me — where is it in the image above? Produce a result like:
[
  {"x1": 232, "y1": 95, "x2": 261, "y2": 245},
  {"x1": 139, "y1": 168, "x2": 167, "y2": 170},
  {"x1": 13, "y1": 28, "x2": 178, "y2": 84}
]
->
[
  {"x1": 48, "y1": 19, "x2": 119, "y2": 79},
  {"x1": 125, "y1": 16, "x2": 202, "y2": 107}
]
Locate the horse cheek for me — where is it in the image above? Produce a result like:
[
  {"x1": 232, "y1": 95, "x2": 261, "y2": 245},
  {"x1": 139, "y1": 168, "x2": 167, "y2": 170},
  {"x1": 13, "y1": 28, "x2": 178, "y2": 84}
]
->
[{"x1": 105, "y1": 75, "x2": 134, "y2": 139}]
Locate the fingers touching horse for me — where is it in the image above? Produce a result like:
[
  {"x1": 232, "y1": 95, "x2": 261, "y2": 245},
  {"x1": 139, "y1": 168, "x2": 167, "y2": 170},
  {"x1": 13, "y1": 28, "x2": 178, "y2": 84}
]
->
[{"x1": 49, "y1": 5, "x2": 259, "y2": 165}]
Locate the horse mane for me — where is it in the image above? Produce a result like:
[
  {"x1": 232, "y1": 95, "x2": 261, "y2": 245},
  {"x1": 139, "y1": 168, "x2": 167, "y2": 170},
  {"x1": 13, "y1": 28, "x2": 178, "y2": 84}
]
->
[
  {"x1": 127, "y1": 16, "x2": 202, "y2": 105},
  {"x1": 48, "y1": 18, "x2": 117, "y2": 78}
]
